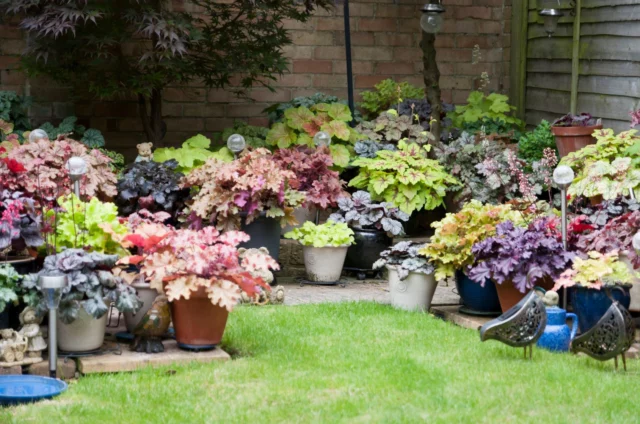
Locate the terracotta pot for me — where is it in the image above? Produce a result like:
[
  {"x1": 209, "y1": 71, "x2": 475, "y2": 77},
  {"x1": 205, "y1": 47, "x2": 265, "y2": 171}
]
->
[
  {"x1": 493, "y1": 278, "x2": 553, "y2": 312},
  {"x1": 168, "y1": 286, "x2": 229, "y2": 350},
  {"x1": 551, "y1": 124, "x2": 602, "y2": 157}
]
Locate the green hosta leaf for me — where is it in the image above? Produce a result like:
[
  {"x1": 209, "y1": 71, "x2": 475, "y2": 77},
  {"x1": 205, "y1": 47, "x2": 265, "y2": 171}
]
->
[
  {"x1": 329, "y1": 144, "x2": 350, "y2": 168},
  {"x1": 321, "y1": 120, "x2": 350, "y2": 141},
  {"x1": 284, "y1": 106, "x2": 315, "y2": 131}
]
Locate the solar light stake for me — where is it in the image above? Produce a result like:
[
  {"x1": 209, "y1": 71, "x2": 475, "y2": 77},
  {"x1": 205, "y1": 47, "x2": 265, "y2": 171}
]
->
[
  {"x1": 39, "y1": 275, "x2": 67, "y2": 379},
  {"x1": 227, "y1": 134, "x2": 246, "y2": 159},
  {"x1": 553, "y1": 165, "x2": 575, "y2": 310},
  {"x1": 66, "y1": 157, "x2": 87, "y2": 198}
]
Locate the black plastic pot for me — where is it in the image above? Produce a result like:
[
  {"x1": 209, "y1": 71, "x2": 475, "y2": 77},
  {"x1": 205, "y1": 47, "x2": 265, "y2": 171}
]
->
[
  {"x1": 344, "y1": 228, "x2": 391, "y2": 270},
  {"x1": 404, "y1": 207, "x2": 447, "y2": 237},
  {"x1": 239, "y1": 212, "x2": 281, "y2": 261}
]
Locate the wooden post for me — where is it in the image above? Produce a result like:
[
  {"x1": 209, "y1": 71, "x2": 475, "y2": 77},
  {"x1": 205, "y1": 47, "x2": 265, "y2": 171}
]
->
[
  {"x1": 421, "y1": 30, "x2": 443, "y2": 154},
  {"x1": 570, "y1": 0, "x2": 582, "y2": 115},
  {"x1": 510, "y1": 0, "x2": 529, "y2": 122}
]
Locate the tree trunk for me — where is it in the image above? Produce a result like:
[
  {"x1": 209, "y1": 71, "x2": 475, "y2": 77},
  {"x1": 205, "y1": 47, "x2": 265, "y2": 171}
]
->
[
  {"x1": 421, "y1": 30, "x2": 443, "y2": 157},
  {"x1": 138, "y1": 89, "x2": 165, "y2": 147}
]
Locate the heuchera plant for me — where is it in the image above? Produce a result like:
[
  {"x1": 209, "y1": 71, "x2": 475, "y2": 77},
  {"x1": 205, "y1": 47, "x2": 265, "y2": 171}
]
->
[
  {"x1": 468, "y1": 218, "x2": 575, "y2": 293},
  {"x1": 0, "y1": 190, "x2": 43, "y2": 254},
  {"x1": 517, "y1": 120, "x2": 558, "y2": 165},
  {"x1": 120, "y1": 227, "x2": 277, "y2": 311},
  {"x1": 44, "y1": 195, "x2": 128, "y2": 256},
  {"x1": 349, "y1": 140, "x2": 459, "y2": 214},
  {"x1": 420, "y1": 200, "x2": 524, "y2": 281},
  {"x1": 116, "y1": 159, "x2": 189, "y2": 217},
  {"x1": 553, "y1": 251, "x2": 636, "y2": 291},
  {"x1": 572, "y1": 196, "x2": 640, "y2": 227},
  {"x1": 265, "y1": 103, "x2": 360, "y2": 168},
  {"x1": 0, "y1": 264, "x2": 21, "y2": 314},
  {"x1": 328, "y1": 191, "x2": 409, "y2": 237},
  {"x1": 561, "y1": 129, "x2": 640, "y2": 200},
  {"x1": 552, "y1": 113, "x2": 599, "y2": 127},
  {"x1": 154, "y1": 134, "x2": 233, "y2": 174},
  {"x1": 271, "y1": 146, "x2": 346, "y2": 209},
  {"x1": 6, "y1": 137, "x2": 117, "y2": 202},
  {"x1": 372, "y1": 241, "x2": 434, "y2": 281},
  {"x1": 183, "y1": 148, "x2": 305, "y2": 231},
  {"x1": 396, "y1": 98, "x2": 455, "y2": 134},
  {"x1": 284, "y1": 221, "x2": 354, "y2": 247},
  {"x1": 359, "y1": 79, "x2": 424, "y2": 120},
  {"x1": 220, "y1": 122, "x2": 268, "y2": 149},
  {"x1": 355, "y1": 110, "x2": 434, "y2": 147},
  {"x1": 264, "y1": 93, "x2": 362, "y2": 123},
  {"x1": 448, "y1": 91, "x2": 524, "y2": 130},
  {"x1": 354, "y1": 140, "x2": 396, "y2": 159},
  {"x1": 23, "y1": 250, "x2": 142, "y2": 323}
]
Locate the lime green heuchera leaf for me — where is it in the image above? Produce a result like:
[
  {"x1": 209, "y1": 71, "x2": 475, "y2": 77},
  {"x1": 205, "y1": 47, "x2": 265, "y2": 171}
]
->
[
  {"x1": 325, "y1": 103, "x2": 352, "y2": 122},
  {"x1": 153, "y1": 134, "x2": 228, "y2": 173},
  {"x1": 329, "y1": 144, "x2": 350, "y2": 168},
  {"x1": 321, "y1": 120, "x2": 350, "y2": 141},
  {"x1": 266, "y1": 122, "x2": 298, "y2": 149},
  {"x1": 184, "y1": 134, "x2": 211, "y2": 149},
  {"x1": 284, "y1": 221, "x2": 355, "y2": 248},
  {"x1": 284, "y1": 106, "x2": 315, "y2": 131},
  {"x1": 0, "y1": 119, "x2": 14, "y2": 135},
  {"x1": 553, "y1": 251, "x2": 638, "y2": 290}
]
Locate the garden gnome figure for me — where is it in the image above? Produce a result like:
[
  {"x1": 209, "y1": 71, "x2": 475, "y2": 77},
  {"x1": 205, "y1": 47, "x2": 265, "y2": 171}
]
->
[
  {"x1": 135, "y1": 142, "x2": 154, "y2": 162},
  {"x1": 18, "y1": 306, "x2": 47, "y2": 360}
]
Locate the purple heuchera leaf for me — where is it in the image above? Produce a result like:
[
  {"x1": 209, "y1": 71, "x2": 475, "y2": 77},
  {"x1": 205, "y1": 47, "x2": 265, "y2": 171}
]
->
[{"x1": 552, "y1": 113, "x2": 598, "y2": 127}]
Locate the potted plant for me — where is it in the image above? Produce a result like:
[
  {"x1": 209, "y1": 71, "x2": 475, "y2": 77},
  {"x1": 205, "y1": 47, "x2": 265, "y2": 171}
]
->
[
  {"x1": 328, "y1": 191, "x2": 408, "y2": 272},
  {"x1": 421, "y1": 201, "x2": 524, "y2": 315},
  {"x1": 182, "y1": 148, "x2": 305, "y2": 260},
  {"x1": 124, "y1": 227, "x2": 277, "y2": 350},
  {"x1": 115, "y1": 159, "x2": 189, "y2": 220},
  {"x1": 0, "y1": 264, "x2": 22, "y2": 329},
  {"x1": 22, "y1": 249, "x2": 142, "y2": 352},
  {"x1": 355, "y1": 109, "x2": 434, "y2": 147},
  {"x1": 272, "y1": 145, "x2": 346, "y2": 233},
  {"x1": 373, "y1": 241, "x2": 437, "y2": 311},
  {"x1": 285, "y1": 221, "x2": 354, "y2": 283},
  {"x1": 551, "y1": 113, "x2": 602, "y2": 157},
  {"x1": 552, "y1": 251, "x2": 636, "y2": 332},
  {"x1": 467, "y1": 217, "x2": 574, "y2": 312},
  {"x1": 153, "y1": 134, "x2": 233, "y2": 173},
  {"x1": 0, "y1": 190, "x2": 43, "y2": 270}
]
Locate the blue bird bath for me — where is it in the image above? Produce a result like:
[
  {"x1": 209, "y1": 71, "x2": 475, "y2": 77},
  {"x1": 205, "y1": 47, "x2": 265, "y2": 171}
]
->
[
  {"x1": 537, "y1": 307, "x2": 578, "y2": 352},
  {"x1": 0, "y1": 375, "x2": 67, "y2": 405},
  {"x1": 572, "y1": 286, "x2": 631, "y2": 333},
  {"x1": 455, "y1": 271, "x2": 501, "y2": 316}
]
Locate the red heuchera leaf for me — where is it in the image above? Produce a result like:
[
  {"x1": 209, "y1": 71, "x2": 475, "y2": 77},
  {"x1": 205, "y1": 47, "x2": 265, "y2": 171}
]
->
[
  {"x1": 117, "y1": 255, "x2": 145, "y2": 265},
  {"x1": 123, "y1": 234, "x2": 146, "y2": 248},
  {"x1": 217, "y1": 230, "x2": 250, "y2": 246},
  {"x1": 3, "y1": 158, "x2": 26, "y2": 173}
]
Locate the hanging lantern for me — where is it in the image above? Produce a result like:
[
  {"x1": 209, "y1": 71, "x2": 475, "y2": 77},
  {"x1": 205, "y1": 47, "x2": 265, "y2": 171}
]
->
[
  {"x1": 539, "y1": 8, "x2": 564, "y2": 37},
  {"x1": 420, "y1": 4, "x2": 446, "y2": 34}
]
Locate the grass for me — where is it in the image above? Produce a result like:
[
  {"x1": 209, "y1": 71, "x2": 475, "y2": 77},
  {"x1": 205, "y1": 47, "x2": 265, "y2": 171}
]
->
[{"x1": 2, "y1": 301, "x2": 640, "y2": 423}]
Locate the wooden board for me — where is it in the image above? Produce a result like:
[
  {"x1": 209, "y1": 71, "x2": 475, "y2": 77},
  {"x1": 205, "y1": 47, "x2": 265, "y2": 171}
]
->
[
  {"x1": 77, "y1": 340, "x2": 230, "y2": 375},
  {"x1": 431, "y1": 306, "x2": 492, "y2": 331}
]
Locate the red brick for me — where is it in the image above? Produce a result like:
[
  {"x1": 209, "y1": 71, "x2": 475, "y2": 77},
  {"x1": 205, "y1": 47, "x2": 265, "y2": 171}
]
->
[
  {"x1": 357, "y1": 18, "x2": 396, "y2": 32},
  {"x1": 93, "y1": 102, "x2": 139, "y2": 118},
  {"x1": 282, "y1": 45, "x2": 314, "y2": 59},
  {"x1": 0, "y1": 40, "x2": 25, "y2": 55},
  {"x1": 352, "y1": 47, "x2": 393, "y2": 61},
  {"x1": 276, "y1": 74, "x2": 312, "y2": 88},
  {"x1": 248, "y1": 117, "x2": 269, "y2": 127},
  {"x1": 436, "y1": 49, "x2": 472, "y2": 63},
  {"x1": 164, "y1": 87, "x2": 206, "y2": 102},
  {"x1": 0, "y1": 70, "x2": 25, "y2": 85},
  {"x1": 165, "y1": 118, "x2": 204, "y2": 131},
  {"x1": 162, "y1": 103, "x2": 183, "y2": 117},
  {"x1": 393, "y1": 47, "x2": 421, "y2": 61},
  {"x1": 183, "y1": 104, "x2": 226, "y2": 117},
  {"x1": 313, "y1": 74, "x2": 349, "y2": 88},
  {"x1": 314, "y1": 46, "x2": 345, "y2": 60},
  {"x1": 317, "y1": 18, "x2": 355, "y2": 31},
  {"x1": 454, "y1": 6, "x2": 492, "y2": 20},
  {"x1": 291, "y1": 31, "x2": 333, "y2": 46},
  {"x1": 476, "y1": 20, "x2": 503, "y2": 34},
  {"x1": 456, "y1": 35, "x2": 500, "y2": 49},
  {"x1": 249, "y1": 89, "x2": 291, "y2": 103},
  {"x1": 355, "y1": 75, "x2": 391, "y2": 89},
  {"x1": 335, "y1": 3, "x2": 375, "y2": 17},
  {"x1": 0, "y1": 25, "x2": 22, "y2": 39},
  {"x1": 434, "y1": 35, "x2": 456, "y2": 48},
  {"x1": 374, "y1": 33, "x2": 414, "y2": 47},
  {"x1": 333, "y1": 60, "x2": 374, "y2": 74},
  {"x1": 375, "y1": 5, "x2": 418, "y2": 18},
  {"x1": 205, "y1": 118, "x2": 235, "y2": 131},
  {"x1": 282, "y1": 18, "x2": 316, "y2": 30},
  {"x1": 293, "y1": 59, "x2": 333, "y2": 74},
  {"x1": 227, "y1": 104, "x2": 264, "y2": 117},
  {"x1": 0, "y1": 56, "x2": 20, "y2": 70},
  {"x1": 118, "y1": 118, "x2": 144, "y2": 132},
  {"x1": 376, "y1": 62, "x2": 415, "y2": 75}
]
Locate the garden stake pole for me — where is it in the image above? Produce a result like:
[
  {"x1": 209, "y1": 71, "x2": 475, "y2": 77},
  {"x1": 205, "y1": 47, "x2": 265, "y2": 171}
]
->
[
  {"x1": 570, "y1": 0, "x2": 582, "y2": 115},
  {"x1": 343, "y1": 0, "x2": 355, "y2": 126}
]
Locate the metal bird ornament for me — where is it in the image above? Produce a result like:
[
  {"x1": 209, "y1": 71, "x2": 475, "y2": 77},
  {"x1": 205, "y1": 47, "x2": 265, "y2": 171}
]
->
[
  {"x1": 132, "y1": 295, "x2": 172, "y2": 354},
  {"x1": 571, "y1": 288, "x2": 635, "y2": 371},
  {"x1": 479, "y1": 288, "x2": 547, "y2": 359}
]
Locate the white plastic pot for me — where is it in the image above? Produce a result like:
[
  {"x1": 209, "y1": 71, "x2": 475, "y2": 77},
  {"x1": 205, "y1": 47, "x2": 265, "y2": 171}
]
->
[
  {"x1": 620, "y1": 251, "x2": 640, "y2": 312},
  {"x1": 57, "y1": 307, "x2": 108, "y2": 352},
  {"x1": 387, "y1": 266, "x2": 438, "y2": 312},
  {"x1": 281, "y1": 206, "x2": 316, "y2": 235},
  {"x1": 302, "y1": 245, "x2": 348, "y2": 282},
  {"x1": 124, "y1": 280, "x2": 162, "y2": 333}
]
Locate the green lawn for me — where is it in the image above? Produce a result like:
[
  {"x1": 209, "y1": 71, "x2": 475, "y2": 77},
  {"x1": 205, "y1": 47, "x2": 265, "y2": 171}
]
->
[{"x1": 2, "y1": 302, "x2": 639, "y2": 423}]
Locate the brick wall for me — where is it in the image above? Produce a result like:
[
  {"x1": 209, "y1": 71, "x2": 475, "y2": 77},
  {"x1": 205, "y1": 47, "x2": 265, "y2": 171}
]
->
[{"x1": 0, "y1": 0, "x2": 511, "y2": 158}]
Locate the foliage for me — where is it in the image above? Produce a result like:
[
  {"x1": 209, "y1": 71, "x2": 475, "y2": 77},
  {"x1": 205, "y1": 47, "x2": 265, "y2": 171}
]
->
[
  {"x1": 44, "y1": 195, "x2": 128, "y2": 256},
  {"x1": 553, "y1": 251, "x2": 636, "y2": 291},
  {"x1": 2, "y1": 0, "x2": 331, "y2": 145},
  {"x1": 0, "y1": 91, "x2": 31, "y2": 135},
  {"x1": 552, "y1": 113, "x2": 599, "y2": 127},
  {"x1": 116, "y1": 159, "x2": 188, "y2": 218},
  {"x1": 461, "y1": 118, "x2": 523, "y2": 143},
  {"x1": 518, "y1": 120, "x2": 557, "y2": 165},
  {"x1": 561, "y1": 129, "x2": 640, "y2": 200},
  {"x1": 5, "y1": 137, "x2": 117, "y2": 203},
  {"x1": 220, "y1": 122, "x2": 268, "y2": 149},
  {"x1": 468, "y1": 218, "x2": 575, "y2": 293},
  {"x1": 0, "y1": 190, "x2": 43, "y2": 253},
  {"x1": 183, "y1": 148, "x2": 305, "y2": 230},
  {"x1": 360, "y1": 79, "x2": 424, "y2": 120},
  {"x1": 265, "y1": 103, "x2": 360, "y2": 168},
  {"x1": 354, "y1": 140, "x2": 396, "y2": 159},
  {"x1": 350, "y1": 140, "x2": 458, "y2": 214},
  {"x1": 355, "y1": 110, "x2": 434, "y2": 147},
  {"x1": 121, "y1": 226, "x2": 277, "y2": 311},
  {"x1": 264, "y1": 93, "x2": 361, "y2": 123},
  {"x1": 396, "y1": 98, "x2": 455, "y2": 136},
  {"x1": 0, "y1": 264, "x2": 21, "y2": 314},
  {"x1": 154, "y1": 134, "x2": 233, "y2": 174},
  {"x1": 100, "y1": 148, "x2": 126, "y2": 176},
  {"x1": 22, "y1": 249, "x2": 141, "y2": 323},
  {"x1": 372, "y1": 241, "x2": 434, "y2": 281},
  {"x1": 285, "y1": 221, "x2": 354, "y2": 248},
  {"x1": 38, "y1": 116, "x2": 105, "y2": 148},
  {"x1": 573, "y1": 196, "x2": 640, "y2": 228},
  {"x1": 271, "y1": 146, "x2": 345, "y2": 209},
  {"x1": 328, "y1": 191, "x2": 409, "y2": 237},
  {"x1": 448, "y1": 91, "x2": 524, "y2": 130},
  {"x1": 421, "y1": 201, "x2": 525, "y2": 281}
]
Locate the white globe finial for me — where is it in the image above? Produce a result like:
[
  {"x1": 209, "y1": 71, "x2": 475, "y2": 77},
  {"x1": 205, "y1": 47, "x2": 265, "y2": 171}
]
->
[
  {"x1": 313, "y1": 131, "x2": 331, "y2": 148},
  {"x1": 227, "y1": 134, "x2": 246, "y2": 154},
  {"x1": 66, "y1": 156, "x2": 87, "y2": 176},
  {"x1": 553, "y1": 165, "x2": 575, "y2": 187}
]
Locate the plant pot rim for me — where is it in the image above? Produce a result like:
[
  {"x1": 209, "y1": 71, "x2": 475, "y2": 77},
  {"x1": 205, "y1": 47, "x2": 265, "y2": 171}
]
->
[
  {"x1": 0, "y1": 256, "x2": 35, "y2": 266},
  {"x1": 573, "y1": 283, "x2": 633, "y2": 290},
  {"x1": 551, "y1": 124, "x2": 602, "y2": 136},
  {"x1": 386, "y1": 264, "x2": 433, "y2": 277},
  {"x1": 301, "y1": 244, "x2": 351, "y2": 249},
  {"x1": 349, "y1": 227, "x2": 388, "y2": 234}
]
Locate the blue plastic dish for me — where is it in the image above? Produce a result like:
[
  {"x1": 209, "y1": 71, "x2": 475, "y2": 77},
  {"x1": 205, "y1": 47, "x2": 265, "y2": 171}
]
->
[{"x1": 0, "y1": 375, "x2": 68, "y2": 405}]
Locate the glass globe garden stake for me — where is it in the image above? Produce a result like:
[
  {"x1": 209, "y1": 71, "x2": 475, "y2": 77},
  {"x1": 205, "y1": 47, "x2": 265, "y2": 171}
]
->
[
  {"x1": 313, "y1": 131, "x2": 331, "y2": 223},
  {"x1": 28, "y1": 129, "x2": 49, "y2": 144},
  {"x1": 553, "y1": 165, "x2": 575, "y2": 310},
  {"x1": 39, "y1": 275, "x2": 68, "y2": 378},
  {"x1": 420, "y1": 3, "x2": 445, "y2": 34},
  {"x1": 66, "y1": 156, "x2": 87, "y2": 197},
  {"x1": 227, "y1": 134, "x2": 246, "y2": 159}
]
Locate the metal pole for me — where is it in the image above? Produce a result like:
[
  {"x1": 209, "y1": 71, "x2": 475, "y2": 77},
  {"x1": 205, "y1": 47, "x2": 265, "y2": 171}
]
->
[
  {"x1": 561, "y1": 187, "x2": 568, "y2": 310},
  {"x1": 73, "y1": 180, "x2": 81, "y2": 198},
  {"x1": 343, "y1": 0, "x2": 355, "y2": 124},
  {"x1": 569, "y1": 0, "x2": 582, "y2": 114},
  {"x1": 48, "y1": 308, "x2": 57, "y2": 378}
]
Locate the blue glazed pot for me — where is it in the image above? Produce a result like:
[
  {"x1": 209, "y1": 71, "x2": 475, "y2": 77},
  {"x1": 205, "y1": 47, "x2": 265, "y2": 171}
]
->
[
  {"x1": 455, "y1": 271, "x2": 501, "y2": 316},
  {"x1": 571, "y1": 286, "x2": 631, "y2": 333},
  {"x1": 537, "y1": 307, "x2": 578, "y2": 352}
]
